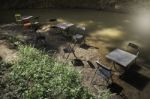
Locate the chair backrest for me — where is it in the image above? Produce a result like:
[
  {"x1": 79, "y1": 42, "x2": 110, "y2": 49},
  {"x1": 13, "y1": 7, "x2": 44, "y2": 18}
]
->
[
  {"x1": 15, "y1": 14, "x2": 22, "y2": 21},
  {"x1": 15, "y1": 14, "x2": 22, "y2": 24},
  {"x1": 48, "y1": 18, "x2": 58, "y2": 26},
  {"x1": 32, "y1": 16, "x2": 39, "y2": 23},
  {"x1": 96, "y1": 61, "x2": 112, "y2": 80},
  {"x1": 72, "y1": 34, "x2": 84, "y2": 43},
  {"x1": 127, "y1": 43, "x2": 140, "y2": 56},
  {"x1": 76, "y1": 26, "x2": 86, "y2": 35},
  {"x1": 49, "y1": 18, "x2": 57, "y2": 22}
]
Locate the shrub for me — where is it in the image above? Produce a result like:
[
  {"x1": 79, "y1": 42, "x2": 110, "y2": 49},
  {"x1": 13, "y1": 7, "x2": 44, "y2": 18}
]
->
[{"x1": 5, "y1": 45, "x2": 94, "y2": 99}]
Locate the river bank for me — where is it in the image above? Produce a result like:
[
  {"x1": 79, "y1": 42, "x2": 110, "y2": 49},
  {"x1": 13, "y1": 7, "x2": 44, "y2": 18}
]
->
[{"x1": 0, "y1": 8, "x2": 150, "y2": 65}]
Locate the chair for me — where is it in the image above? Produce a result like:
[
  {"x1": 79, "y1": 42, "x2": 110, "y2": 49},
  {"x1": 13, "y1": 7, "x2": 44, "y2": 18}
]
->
[
  {"x1": 63, "y1": 46, "x2": 77, "y2": 60},
  {"x1": 62, "y1": 34, "x2": 84, "y2": 60},
  {"x1": 127, "y1": 43, "x2": 140, "y2": 56},
  {"x1": 72, "y1": 34, "x2": 84, "y2": 44},
  {"x1": 15, "y1": 14, "x2": 22, "y2": 24},
  {"x1": 33, "y1": 16, "x2": 40, "y2": 22},
  {"x1": 75, "y1": 26, "x2": 86, "y2": 45},
  {"x1": 31, "y1": 17, "x2": 40, "y2": 31},
  {"x1": 49, "y1": 18, "x2": 57, "y2": 22},
  {"x1": 72, "y1": 28, "x2": 86, "y2": 48},
  {"x1": 91, "y1": 61, "x2": 127, "y2": 98},
  {"x1": 91, "y1": 61, "x2": 112, "y2": 86},
  {"x1": 127, "y1": 42, "x2": 140, "y2": 64},
  {"x1": 48, "y1": 18, "x2": 57, "y2": 27},
  {"x1": 23, "y1": 16, "x2": 40, "y2": 31}
]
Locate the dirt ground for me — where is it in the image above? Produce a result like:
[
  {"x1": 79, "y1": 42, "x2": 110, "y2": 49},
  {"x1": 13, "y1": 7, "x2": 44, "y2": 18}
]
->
[{"x1": 0, "y1": 23, "x2": 150, "y2": 99}]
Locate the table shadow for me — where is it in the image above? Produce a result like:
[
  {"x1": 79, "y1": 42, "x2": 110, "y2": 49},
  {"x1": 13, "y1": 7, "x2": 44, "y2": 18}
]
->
[
  {"x1": 71, "y1": 59, "x2": 84, "y2": 66},
  {"x1": 120, "y1": 70, "x2": 150, "y2": 91}
]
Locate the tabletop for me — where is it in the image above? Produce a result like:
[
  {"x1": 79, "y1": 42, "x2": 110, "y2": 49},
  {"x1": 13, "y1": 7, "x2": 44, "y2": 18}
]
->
[
  {"x1": 106, "y1": 49, "x2": 137, "y2": 67},
  {"x1": 55, "y1": 23, "x2": 74, "y2": 30},
  {"x1": 22, "y1": 16, "x2": 33, "y2": 20}
]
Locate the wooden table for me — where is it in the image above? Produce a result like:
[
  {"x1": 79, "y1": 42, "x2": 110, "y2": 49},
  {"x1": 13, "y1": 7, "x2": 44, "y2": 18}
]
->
[{"x1": 106, "y1": 49, "x2": 137, "y2": 68}]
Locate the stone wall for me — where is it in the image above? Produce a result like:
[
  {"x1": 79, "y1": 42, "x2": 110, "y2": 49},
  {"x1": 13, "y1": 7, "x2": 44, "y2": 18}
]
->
[{"x1": 0, "y1": 0, "x2": 150, "y2": 12}]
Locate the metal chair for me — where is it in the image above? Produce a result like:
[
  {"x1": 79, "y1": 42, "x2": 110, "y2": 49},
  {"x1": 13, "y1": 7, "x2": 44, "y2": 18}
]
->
[
  {"x1": 72, "y1": 34, "x2": 84, "y2": 44},
  {"x1": 127, "y1": 42, "x2": 140, "y2": 64},
  {"x1": 49, "y1": 18, "x2": 57, "y2": 22},
  {"x1": 90, "y1": 61, "x2": 127, "y2": 98},
  {"x1": 63, "y1": 34, "x2": 84, "y2": 60},
  {"x1": 23, "y1": 17, "x2": 40, "y2": 31},
  {"x1": 127, "y1": 42, "x2": 140, "y2": 56},
  {"x1": 48, "y1": 18, "x2": 58, "y2": 27},
  {"x1": 63, "y1": 44, "x2": 77, "y2": 60},
  {"x1": 63, "y1": 26, "x2": 86, "y2": 60},
  {"x1": 91, "y1": 61, "x2": 112, "y2": 86},
  {"x1": 72, "y1": 26, "x2": 85, "y2": 46},
  {"x1": 75, "y1": 26, "x2": 86, "y2": 45},
  {"x1": 15, "y1": 14, "x2": 22, "y2": 24},
  {"x1": 31, "y1": 17, "x2": 40, "y2": 31}
]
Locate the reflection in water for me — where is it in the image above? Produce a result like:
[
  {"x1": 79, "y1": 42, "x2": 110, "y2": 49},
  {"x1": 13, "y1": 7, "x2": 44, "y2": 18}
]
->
[{"x1": 0, "y1": 9, "x2": 149, "y2": 65}]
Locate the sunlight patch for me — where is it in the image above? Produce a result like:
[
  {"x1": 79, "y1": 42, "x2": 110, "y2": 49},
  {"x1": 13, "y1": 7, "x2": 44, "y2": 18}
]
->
[
  {"x1": 58, "y1": 18, "x2": 67, "y2": 23},
  {"x1": 77, "y1": 20, "x2": 94, "y2": 27},
  {"x1": 93, "y1": 28, "x2": 124, "y2": 38}
]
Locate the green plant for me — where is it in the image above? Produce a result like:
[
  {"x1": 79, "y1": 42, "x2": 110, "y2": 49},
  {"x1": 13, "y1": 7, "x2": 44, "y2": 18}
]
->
[
  {"x1": 101, "y1": 90, "x2": 111, "y2": 99},
  {"x1": 5, "y1": 45, "x2": 94, "y2": 99},
  {"x1": 95, "y1": 88, "x2": 112, "y2": 99}
]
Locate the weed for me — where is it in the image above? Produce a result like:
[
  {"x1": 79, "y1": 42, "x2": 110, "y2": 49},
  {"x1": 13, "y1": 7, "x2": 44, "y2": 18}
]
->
[{"x1": 4, "y1": 45, "x2": 94, "y2": 99}]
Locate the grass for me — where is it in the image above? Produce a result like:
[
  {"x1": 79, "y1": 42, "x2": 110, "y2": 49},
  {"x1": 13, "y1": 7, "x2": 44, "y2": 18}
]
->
[{"x1": 1, "y1": 45, "x2": 94, "y2": 99}]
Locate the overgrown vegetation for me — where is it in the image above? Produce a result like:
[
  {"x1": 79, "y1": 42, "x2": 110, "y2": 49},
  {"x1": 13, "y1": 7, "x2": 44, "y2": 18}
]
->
[{"x1": 0, "y1": 45, "x2": 94, "y2": 99}]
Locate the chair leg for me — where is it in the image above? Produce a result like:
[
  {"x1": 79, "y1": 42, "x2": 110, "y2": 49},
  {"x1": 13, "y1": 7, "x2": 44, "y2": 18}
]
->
[
  {"x1": 113, "y1": 62, "x2": 123, "y2": 73},
  {"x1": 64, "y1": 42, "x2": 73, "y2": 60},
  {"x1": 90, "y1": 69, "x2": 98, "y2": 85},
  {"x1": 65, "y1": 41, "x2": 77, "y2": 60},
  {"x1": 65, "y1": 49, "x2": 72, "y2": 60},
  {"x1": 113, "y1": 62, "x2": 118, "y2": 71}
]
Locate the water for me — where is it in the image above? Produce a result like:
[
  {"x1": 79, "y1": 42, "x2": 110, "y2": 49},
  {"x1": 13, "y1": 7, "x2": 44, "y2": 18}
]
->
[{"x1": 0, "y1": 9, "x2": 150, "y2": 65}]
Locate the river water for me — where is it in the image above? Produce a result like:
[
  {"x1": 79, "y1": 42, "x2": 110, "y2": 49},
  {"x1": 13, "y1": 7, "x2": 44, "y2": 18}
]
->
[{"x1": 0, "y1": 9, "x2": 150, "y2": 65}]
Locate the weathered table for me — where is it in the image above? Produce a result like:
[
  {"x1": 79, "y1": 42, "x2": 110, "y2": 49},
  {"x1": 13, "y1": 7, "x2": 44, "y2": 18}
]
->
[
  {"x1": 106, "y1": 49, "x2": 137, "y2": 68},
  {"x1": 22, "y1": 16, "x2": 33, "y2": 21},
  {"x1": 55, "y1": 23, "x2": 74, "y2": 37},
  {"x1": 55, "y1": 23, "x2": 74, "y2": 30}
]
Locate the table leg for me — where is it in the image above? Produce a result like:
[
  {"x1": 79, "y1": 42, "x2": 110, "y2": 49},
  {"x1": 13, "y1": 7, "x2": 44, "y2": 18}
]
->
[
  {"x1": 113, "y1": 62, "x2": 125, "y2": 75},
  {"x1": 113, "y1": 61, "x2": 117, "y2": 70},
  {"x1": 112, "y1": 62, "x2": 121, "y2": 76}
]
